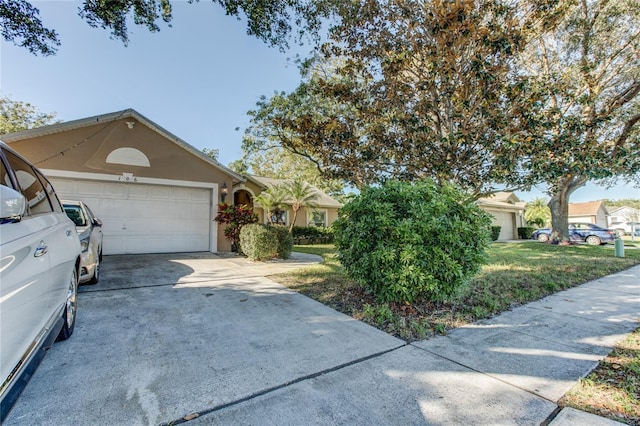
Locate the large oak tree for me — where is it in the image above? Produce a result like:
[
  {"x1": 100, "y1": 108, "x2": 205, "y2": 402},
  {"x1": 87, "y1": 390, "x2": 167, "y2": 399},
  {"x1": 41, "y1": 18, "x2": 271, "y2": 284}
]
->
[
  {"x1": 515, "y1": 0, "x2": 640, "y2": 242},
  {"x1": 244, "y1": 0, "x2": 564, "y2": 195}
]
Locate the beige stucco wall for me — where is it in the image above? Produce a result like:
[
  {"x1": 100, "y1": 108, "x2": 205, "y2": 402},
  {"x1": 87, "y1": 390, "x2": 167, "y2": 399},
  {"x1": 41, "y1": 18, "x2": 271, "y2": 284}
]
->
[{"x1": 8, "y1": 118, "x2": 235, "y2": 185}]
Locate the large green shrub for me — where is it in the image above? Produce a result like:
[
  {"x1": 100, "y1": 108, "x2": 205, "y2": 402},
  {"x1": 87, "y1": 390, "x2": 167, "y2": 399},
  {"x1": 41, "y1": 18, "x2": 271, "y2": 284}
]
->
[
  {"x1": 333, "y1": 179, "x2": 492, "y2": 303},
  {"x1": 240, "y1": 224, "x2": 278, "y2": 261},
  {"x1": 271, "y1": 225, "x2": 293, "y2": 259}
]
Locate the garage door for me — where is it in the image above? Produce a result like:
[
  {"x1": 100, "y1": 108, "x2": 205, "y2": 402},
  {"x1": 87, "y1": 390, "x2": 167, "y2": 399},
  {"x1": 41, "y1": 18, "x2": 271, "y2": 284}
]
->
[
  {"x1": 51, "y1": 178, "x2": 212, "y2": 255},
  {"x1": 488, "y1": 210, "x2": 515, "y2": 241}
]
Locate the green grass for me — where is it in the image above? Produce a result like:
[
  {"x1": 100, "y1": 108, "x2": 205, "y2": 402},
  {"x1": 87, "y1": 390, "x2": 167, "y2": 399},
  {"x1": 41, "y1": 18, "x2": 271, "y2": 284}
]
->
[
  {"x1": 274, "y1": 242, "x2": 640, "y2": 341},
  {"x1": 559, "y1": 328, "x2": 640, "y2": 425}
]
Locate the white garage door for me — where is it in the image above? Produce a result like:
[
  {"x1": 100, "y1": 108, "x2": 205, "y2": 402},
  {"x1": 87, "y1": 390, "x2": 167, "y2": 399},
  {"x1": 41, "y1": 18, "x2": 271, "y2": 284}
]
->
[
  {"x1": 51, "y1": 178, "x2": 213, "y2": 255},
  {"x1": 488, "y1": 211, "x2": 515, "y2": 241}
]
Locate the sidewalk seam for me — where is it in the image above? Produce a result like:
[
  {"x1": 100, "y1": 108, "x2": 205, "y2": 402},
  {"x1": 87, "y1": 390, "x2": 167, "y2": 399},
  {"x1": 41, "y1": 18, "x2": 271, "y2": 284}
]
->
[
  {"x1": 157, "y1": 343, "x2": 408, "y2": 426},
  {"x1": 410, "y1": 343, "x2": 559, "y2": 404}
]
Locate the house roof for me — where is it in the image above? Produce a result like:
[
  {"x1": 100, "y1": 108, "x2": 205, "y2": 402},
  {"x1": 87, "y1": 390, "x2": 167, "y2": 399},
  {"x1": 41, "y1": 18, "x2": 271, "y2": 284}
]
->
[
  {"x1": 1, "y1": 108, "x2": 245, "y2": 183},
  {"x1": 247, "y1": 175, "x2": 343, "y2": 208},
  {"x1": 568, "y1": 201, "x2": 607, "y2": 216},
  {"x1": 476, "y1": 192, "x2": 524, "y2": 212},
  {"x1": 483, "y1": 191, "x2": 521, "y2": 204}
]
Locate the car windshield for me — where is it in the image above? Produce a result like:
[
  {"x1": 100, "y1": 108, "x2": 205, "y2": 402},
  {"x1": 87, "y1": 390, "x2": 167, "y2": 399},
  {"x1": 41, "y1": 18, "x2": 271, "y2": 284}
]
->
[{"x1": 64, "y1": 205, "x2": 86, "y2": 226}]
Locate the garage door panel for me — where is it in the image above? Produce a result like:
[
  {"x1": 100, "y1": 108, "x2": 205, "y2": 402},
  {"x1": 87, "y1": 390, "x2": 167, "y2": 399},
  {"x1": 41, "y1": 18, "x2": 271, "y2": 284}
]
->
[
  {"x1": 148, "y1": 186, "x2": 171, "y2": 200},
  {"x1": 76, "y1": 181, "x2": 103, "y2": 196},
  {"x1": 103, "y1": 182, "x2": 127, "y2": 198},
  {"x1": 50, "y1": 178, "x2": 212, "y2": 254},
  {"x1": 174, "y1": 187, "x2": 192, "y2": 201},
  {"x1": 191, "y1": 189, "x2": 210, "y2": 202}
]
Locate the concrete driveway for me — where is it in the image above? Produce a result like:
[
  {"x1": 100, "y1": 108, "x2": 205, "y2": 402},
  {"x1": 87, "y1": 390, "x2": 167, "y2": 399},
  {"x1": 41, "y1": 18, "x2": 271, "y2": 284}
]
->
[
  {"x1": 5, "y1": 253, "x2": 637, "y2": 425},
  {"x1": 4, "y1": 252, "x2": 404, "y2": 425}
]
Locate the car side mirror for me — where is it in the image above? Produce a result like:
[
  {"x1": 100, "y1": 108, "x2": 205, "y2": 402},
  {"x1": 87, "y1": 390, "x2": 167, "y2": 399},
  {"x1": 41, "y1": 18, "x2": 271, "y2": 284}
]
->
[
  {"x1": 0, "y1": 185, "x2": 26, "y2": 223},
  {"x1": 93, "y1": 218, "x2": 103, "y2": 227}
]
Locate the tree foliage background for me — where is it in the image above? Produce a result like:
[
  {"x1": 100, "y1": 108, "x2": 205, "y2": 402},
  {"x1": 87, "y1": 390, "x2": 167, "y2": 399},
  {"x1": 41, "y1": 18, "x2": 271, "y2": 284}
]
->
[
  {"x1": 0, "y1": 96, "x2": 57, "y2": 134},
  {"x1": 0, "y1": 0, "x2": 339, "y2": 55}
]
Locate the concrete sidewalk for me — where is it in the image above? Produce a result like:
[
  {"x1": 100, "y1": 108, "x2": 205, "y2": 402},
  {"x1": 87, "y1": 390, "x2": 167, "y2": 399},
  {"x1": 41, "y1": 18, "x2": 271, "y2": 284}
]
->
[
  {"x1": 189, "y1": 264, "x2": 638, "y2": 426},
  {"x1": 4, "y1": 254, "x2": 638, "y2": 425}
]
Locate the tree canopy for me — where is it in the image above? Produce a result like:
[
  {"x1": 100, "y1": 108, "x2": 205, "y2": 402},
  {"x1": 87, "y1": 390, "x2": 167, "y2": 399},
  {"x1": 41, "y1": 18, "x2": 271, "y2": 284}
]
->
[
  {"x1": 232, "y1": 145, "x2": 346, "y2": 198},
  {"x1": 1, "y1": 0, "x2": 339, "y2": 55},
  {"x1": 244, "y1": 0, "x2": 566, "y2": 196},
  {"x1": 511, "y1": 0, "x2": 640, "y2": 242},
  {"x1": 0, "y1": 96, "x2": 57, "y2": 134}
]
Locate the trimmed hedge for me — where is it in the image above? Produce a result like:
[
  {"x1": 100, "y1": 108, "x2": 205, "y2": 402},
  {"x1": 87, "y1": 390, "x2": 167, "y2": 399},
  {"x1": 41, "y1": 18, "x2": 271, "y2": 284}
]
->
[
  {"x1": 291, "y1": 225, "x2": 334, "y2": 244},
  {"x1": 239, "y1": 224, "x2": 292, "y2": 261},
  {"x1": 240, "y1": 224, "x2": 278, "y2": 261},
  {"x1": 334, "y1": 179, "x2": 492, "y2": 304},
  {"x1": 517, "y1": 227, "x2": 535, "y2": 239},
  {"x1": 490, "y1": 226, "x2": 501, "y2": 241}
]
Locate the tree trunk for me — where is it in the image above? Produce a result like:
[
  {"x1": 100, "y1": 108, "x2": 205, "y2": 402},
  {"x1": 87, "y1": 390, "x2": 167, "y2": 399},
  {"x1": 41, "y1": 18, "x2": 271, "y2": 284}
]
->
[
  {"x1": 547, "y1": 176, "x2": 588, "y2": 244},
  {"x1": 289, "y1": 207, "x2": 299, "y2": 232}
]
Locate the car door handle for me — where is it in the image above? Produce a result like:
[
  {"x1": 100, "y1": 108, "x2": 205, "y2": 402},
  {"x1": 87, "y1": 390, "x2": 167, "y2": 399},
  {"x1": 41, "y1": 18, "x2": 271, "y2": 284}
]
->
[
  {"x1": 34, "y1": 241, "x2": 48, "y2": 257},
  {"x1": 66, "y1": 228, "x2": 73, "y2": 237}
]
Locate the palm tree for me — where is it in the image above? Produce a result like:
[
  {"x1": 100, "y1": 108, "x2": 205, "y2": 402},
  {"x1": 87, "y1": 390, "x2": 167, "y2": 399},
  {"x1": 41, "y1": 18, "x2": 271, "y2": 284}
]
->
[
  {"x1": 286, "y1": 180, "x2": 319, "y2": 232},
  {"x1": 255, "y1": 184, "x2": 288, "y2": 225},
  {"x1": 525, "y1": 198, "x2": 551, "y2": 228}
]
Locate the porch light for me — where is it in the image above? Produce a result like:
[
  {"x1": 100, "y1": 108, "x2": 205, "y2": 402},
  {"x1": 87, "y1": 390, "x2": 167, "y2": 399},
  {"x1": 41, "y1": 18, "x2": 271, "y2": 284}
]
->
[{"x1": 221, "y1": 182, "x2": 228, "y2": 203}]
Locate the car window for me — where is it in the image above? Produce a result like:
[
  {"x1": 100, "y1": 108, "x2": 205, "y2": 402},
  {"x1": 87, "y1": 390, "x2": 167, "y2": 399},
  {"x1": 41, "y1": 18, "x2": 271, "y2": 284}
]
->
[
  {"x1": 64, "y1": 205, "x2": 86, "y2": 226},
  {"x1": 84, "y1": 204, "x2": 97, "y2": 224},
  {"x1": 35, "y1": 168, "x2": 63, "y2": 213},
  {"x1": 3, "y1": 149, "x2": 53, "y2": 215},
  {"x1": 0, "y1": 156, "x2": 11, "y2": 189}
]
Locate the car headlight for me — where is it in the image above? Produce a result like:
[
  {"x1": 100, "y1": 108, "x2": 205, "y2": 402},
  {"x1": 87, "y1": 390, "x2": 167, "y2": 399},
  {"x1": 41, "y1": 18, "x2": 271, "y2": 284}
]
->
[{"x1": 80, "y1": 236, "x2": 90, "y2": 252}]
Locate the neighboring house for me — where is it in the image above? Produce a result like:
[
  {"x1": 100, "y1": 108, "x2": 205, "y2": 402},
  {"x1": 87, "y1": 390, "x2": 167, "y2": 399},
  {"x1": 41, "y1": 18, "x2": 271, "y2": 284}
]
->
[
  {"x1": 477, "y1": 192, "x2": 526, "y2": 240},
  {"x1": 568, "y1": 201, "x2": 608, "y2": 227},
  {"x1": 233, "y1": 175, "x2": 342, "y2": 228},
  {"x1": 607, "y1": 206, "x2": 640, "y2": 225},
  {"x1": 1, "y1": 109, "x2": 243, "y2": 254}
]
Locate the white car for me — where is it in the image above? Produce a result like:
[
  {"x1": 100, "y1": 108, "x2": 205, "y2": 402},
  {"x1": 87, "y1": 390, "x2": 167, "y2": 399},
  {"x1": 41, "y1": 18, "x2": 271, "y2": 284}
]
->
[
  {"x1": 62, "y1": 200, "x2": 103, "y2": 284},
  {"x1": 0, "y1": 142, "x2": 81, "y2": 421},
  {"x1": 610, "y1": 221, "x2": 640, "y2": 237}
]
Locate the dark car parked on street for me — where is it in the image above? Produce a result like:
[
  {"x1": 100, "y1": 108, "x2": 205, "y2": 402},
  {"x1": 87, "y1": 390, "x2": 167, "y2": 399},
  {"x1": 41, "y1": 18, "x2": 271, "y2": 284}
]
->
[{"x1": 531, "y1": 222, "x2": 615, "y2": 245}]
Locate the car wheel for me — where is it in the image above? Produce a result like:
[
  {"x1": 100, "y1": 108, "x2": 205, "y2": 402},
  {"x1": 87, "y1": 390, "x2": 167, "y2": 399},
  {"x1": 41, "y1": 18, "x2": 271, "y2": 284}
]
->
[
  {"x1": 88, "y1": 256, "x2": 99, "y2": 285},
  {"x1": 537, "y1": 233, "x2": 549, "y2": 242},
  {"x1": 57, "y1": 267, "x2": 78, "y2": 341},
  {"x1": 585, "y1": 235, "x2": 601, "y2": 246}
]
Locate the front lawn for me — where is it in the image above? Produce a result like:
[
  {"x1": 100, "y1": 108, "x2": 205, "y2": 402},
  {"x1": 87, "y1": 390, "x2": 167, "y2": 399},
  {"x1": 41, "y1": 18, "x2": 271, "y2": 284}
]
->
[{"x1": 271, "y1": 242, "x2": 640, "y2": 341}]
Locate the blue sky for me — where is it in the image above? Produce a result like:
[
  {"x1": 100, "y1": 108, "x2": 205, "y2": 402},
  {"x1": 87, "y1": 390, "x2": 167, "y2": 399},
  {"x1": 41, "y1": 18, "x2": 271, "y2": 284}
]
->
[{"x1": 1, "y1": 1, "x2": 638, "y2": 203}]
